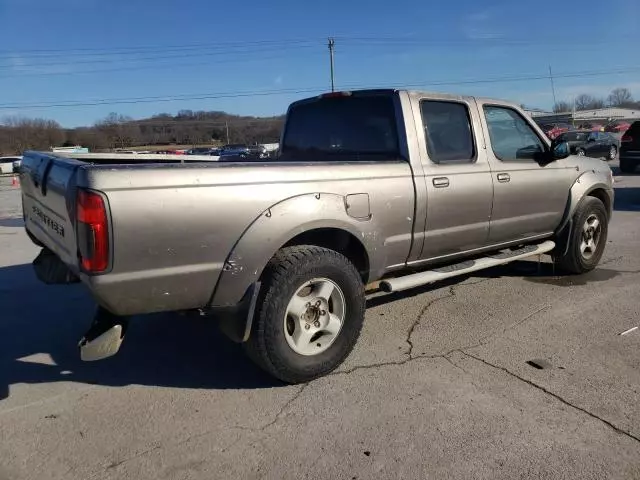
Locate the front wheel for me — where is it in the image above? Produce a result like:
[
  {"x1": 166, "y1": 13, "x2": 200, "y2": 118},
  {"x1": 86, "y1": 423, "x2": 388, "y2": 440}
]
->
[
  {"x1": 576, "y1": 148, "x2": 586, "y2": 157},
  {"x1": 244, "y1": 245, "x2": 365, "y2": 384},
  {"x1": 554, "y1": 197, "x2": 608, "y2": 274},
  {"x1": 608, "y1": 145, "x2": 617, "y2": 160}
]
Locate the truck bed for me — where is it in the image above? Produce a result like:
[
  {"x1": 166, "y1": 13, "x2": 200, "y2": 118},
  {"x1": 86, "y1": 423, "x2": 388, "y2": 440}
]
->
[{"x1": 20, "y1": 150, "x2": 415, "y2": 315}]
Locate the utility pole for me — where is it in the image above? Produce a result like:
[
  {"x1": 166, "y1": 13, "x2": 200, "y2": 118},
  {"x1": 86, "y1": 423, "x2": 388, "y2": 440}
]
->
[
  {"x1": 225, "y1": 121, "x2": 230, "y2": 145},
  {"x1": 328, "y1": 37, "x2": 335, "y2": 92},
  {"x1": 548, "y1": 65, "x2": 557, "y2": 108}
]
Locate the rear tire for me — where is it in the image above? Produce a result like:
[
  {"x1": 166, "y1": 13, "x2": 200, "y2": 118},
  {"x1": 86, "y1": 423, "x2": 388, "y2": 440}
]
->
[
  {"x1": 554, "y1": 197, "x2": 608, "y2": 274},
  {"x1": 244, "y1": 245, "x2": 365, "y2": 384},
  {"x1": 619, "y1": 159, "x2": 636, "y2": 174}
]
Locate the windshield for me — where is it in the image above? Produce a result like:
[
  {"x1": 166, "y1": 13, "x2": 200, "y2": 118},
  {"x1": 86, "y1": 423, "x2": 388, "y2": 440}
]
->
[{"x1": 280, "y1": 95, "x2": 401, "y2": 161}]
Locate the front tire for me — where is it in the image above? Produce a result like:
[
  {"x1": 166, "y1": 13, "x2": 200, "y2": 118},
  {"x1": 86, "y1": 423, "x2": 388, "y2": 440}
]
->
[
  {"x1": 554, "y1": 197, "x2": 608, "y2": 274},
  {"x1": 608, "y1": 145, "x2": 617, "y2": 160},
  {"x1": 244, "y1": 245, "x2": 365, "y2": 384}
]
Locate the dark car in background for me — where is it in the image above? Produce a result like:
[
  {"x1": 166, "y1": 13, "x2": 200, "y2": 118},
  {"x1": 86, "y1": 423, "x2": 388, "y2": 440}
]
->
[
  {"x1": 539, "y1": 122, "x2": 572, "y2": 139},
  {"x1": 555, "y1": 130, "x2": 619, "y2": 160},
  {"x1": 186, "y1": 147, "x2": 215, "y2": 155},
  {"x1": 620, "y1": 121, "x2": 640, "y2": 173},
  {"x1": 219, "y1": 144, "x2": 250, "y2": 155}
]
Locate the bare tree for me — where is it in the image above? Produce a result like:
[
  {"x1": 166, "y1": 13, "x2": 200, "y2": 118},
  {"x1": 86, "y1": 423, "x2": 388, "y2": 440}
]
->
[
  {"x1": 0, "y1": 116, "x2": 64, "y2": 154},
  {"x1": 95, "y1": 113, "x2": 140, "y2": 149},
  {"x1": 574, "y1": 94, "x2": 605, "y2": 111},
  {"x1": 607, "y1": 88, "x2": 634, "y2": 107},
  {"x1": 553, "y1": 101, "x2": 572, "y2": 113}
]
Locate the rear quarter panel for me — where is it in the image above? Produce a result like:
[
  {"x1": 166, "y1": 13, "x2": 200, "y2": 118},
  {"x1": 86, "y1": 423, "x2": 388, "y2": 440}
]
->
[{"x1": 82, "y1": 161, "x2": 415, "y2": 315}]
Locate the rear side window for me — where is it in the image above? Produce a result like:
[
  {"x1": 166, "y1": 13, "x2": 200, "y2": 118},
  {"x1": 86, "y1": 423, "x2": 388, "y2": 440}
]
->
[
  {"x1": 281, "y1": 95, "x2": 400, "y2": 161},
  {"x1": 420, "y1": 101, "x2": 475, "y2": 163}
]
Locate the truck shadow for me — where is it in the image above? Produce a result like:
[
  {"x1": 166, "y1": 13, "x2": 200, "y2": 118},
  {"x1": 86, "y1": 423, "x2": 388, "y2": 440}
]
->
[
  {"x1": 0, "y1": 264, "x2": 279, "y2": 401},
  {"x1": 614, "y1": 186, "x2": 640, "y2": 212},
  {"x1": 2, "y1": 256, "x2": 629, "y2": 400},
  {"x1": 367, "y1": 260, "x2": 623, "y2": 308}
]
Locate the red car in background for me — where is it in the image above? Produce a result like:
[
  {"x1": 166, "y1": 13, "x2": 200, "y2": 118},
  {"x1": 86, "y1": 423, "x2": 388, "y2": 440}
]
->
[
  {"x1": 540, "y1": 122, "x2": 572, "y2": 139},
  {"x1": 604, "y1": 121, "x2": 631, "y2": 134},
  {"x1": 577, "y1": 122, "x2": 605, "y2": 132}
]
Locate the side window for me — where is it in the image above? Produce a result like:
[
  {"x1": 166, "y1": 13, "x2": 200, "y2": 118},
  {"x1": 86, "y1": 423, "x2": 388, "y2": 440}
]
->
[
  {"x1": 483, "y1": 106, "x2": 546, "y2": 161},
  {"x1": 420, "y1": 100, "x2": 475, "y2": 163}
]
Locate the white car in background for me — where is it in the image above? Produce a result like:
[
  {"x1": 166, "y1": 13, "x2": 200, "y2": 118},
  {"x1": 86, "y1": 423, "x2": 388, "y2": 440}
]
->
[{"x1": 0, "y1": 156, "x2": 22, "y2": 174}]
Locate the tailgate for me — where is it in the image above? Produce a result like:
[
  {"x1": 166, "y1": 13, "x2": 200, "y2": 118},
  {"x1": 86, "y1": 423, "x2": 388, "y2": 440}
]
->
[{"x1": 20, "y1": 151, "x2": 83, "y2": 269}]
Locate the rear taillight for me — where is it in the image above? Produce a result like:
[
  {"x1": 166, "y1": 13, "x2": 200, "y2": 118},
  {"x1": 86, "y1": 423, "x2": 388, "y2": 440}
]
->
[
  {"x1": 77, "y1": 190, "x2": 109, "y2": 273},
  {"x1": 621, "y1": 134, "x2": 633, "y2": 143}
]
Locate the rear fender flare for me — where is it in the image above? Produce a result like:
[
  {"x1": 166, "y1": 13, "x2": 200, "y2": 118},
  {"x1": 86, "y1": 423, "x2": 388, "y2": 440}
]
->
[{"x1": 209, "y1": 193, "x2": 383, "y2": 307}]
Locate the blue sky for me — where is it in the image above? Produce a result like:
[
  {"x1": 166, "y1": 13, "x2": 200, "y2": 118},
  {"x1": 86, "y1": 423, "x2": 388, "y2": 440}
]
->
[{"x1": 1, "y1": 0, "x2": 639, "y2": 127}]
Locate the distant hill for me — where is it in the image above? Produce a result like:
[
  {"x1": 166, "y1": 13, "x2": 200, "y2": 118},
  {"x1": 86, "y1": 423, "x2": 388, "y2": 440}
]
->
[{"x1": 0, "y1": 110, "x2": 285, "y2": 155}]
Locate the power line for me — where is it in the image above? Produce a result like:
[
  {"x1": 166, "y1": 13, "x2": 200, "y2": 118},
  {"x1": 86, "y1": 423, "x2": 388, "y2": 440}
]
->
[
  {"x1": 2, "y1": 66, "x2": 638, "y2": 110},
  {"x1": 0, "y1": 44, "x2": 320, "y2": 69},
  {"x1": 0, "y1": 38, "x2": 325, "y2": 56},
  {"x1": 0, "y1": 51, "x2": 324, "y2": 79},
  {"x1": 1, "y1": 34, "x2": 635, "y2": 64}
]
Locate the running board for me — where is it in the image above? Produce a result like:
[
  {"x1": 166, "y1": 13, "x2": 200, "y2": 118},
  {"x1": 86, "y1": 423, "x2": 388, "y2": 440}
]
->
[{"x1": 380, "y1": 240, "x2": 555, "y2": 293}]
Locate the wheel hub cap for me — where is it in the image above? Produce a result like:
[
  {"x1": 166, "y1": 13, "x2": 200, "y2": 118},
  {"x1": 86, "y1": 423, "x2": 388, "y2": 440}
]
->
[
  {"x1": 284, "y1": 278, "x2": 345, "y2": 356},
  {"x1": 580, "y1": 214, "x2": 601, "y2": 260}
]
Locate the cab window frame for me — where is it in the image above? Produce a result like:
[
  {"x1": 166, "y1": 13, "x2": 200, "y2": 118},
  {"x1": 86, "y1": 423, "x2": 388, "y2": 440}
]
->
[
  {"x1": 419, "y1": 99, "x2": 477, "y2": 165},
  {"x1": 482, "y1": 104, "x2": 549, "y2": 163}
]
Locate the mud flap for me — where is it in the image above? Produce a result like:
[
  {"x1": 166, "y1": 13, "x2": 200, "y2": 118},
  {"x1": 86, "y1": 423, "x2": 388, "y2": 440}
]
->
[
  {"x1": 79, "y1": 307, "x2": 129, "y2": 361},
  {"x1": 216, "y1": 281, "x2": 261, "y2": 343}
]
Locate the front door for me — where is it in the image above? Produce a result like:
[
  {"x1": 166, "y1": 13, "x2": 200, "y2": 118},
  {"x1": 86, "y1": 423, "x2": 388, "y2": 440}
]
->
[
  {"x1": 478, "y1": 102, "x2": 571, "y2": 244},
  {"x1": 413, "y1": 96, "x2": 494, "y2": 260}
]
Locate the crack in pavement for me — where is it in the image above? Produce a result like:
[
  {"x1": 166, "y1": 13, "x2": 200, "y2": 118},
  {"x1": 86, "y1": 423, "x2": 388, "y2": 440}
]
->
[
  {"x1": 257, "y1": 382, "x2": 310, "y2": 432},
  {"x1": 404, "y1": 277, "x2": 495, "y2": 359},
  {"x1": 405, "y1": 286, "x2": 456, "y2": 359},
  {"x1": 91, "y1": 266, "x2": 639, "y2": 472},
  {"x1": 456, "y1": 351, "x2": 640, "y2": 445}
]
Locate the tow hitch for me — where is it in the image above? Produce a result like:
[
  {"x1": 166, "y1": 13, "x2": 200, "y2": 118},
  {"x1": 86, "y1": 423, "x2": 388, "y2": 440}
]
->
[{"x1": 79, "y1": 307, "x2": 129, "y2": 361}]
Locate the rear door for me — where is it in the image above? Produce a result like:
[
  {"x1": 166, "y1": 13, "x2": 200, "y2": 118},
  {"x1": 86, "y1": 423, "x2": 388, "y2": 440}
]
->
[
  {"x1": 587, "y1": 132, "x2": 607, "y2": 157},
  {"x1": 621, "y1": 121, "x2": 640, "y2": 162},
  {"x1": 478, "y1": 102, "x2": 571, "y2": 243},
  {"x1": 411, "y1": 94, "x2": 494, "y2": 259},
  {"x1": 20, "y1": 153, "x2": 81, "y2": 268}
]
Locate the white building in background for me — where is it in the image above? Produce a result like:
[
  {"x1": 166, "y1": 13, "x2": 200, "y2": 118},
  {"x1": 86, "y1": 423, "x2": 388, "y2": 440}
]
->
[
  {"x1": 529, "y1": 107, "x2": 640, "y2": 124},
  {"x1": 52, "y1": 145, "x2": 89, "y2": 154}
]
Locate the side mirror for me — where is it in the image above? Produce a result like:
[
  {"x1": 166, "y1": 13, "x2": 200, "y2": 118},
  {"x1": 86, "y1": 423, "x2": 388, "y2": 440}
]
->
[{"x1": 551, "y1": 140, "x2": 570, "y2": 159}]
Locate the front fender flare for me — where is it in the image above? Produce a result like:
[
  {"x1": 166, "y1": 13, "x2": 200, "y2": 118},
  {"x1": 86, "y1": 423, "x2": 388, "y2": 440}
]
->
[
  {"x1": 556, "y1": 171, "x2": 613, "y2": 235},
  {"x1": 209, "y1": 193, "x2": 383, "y2": 307}
]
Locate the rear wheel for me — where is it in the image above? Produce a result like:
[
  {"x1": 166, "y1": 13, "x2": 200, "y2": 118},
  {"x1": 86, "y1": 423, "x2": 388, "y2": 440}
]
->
[
  {"x1": 244, "y1": 245, "x2": 365, "y2": 384},
  {"x1": 554, "y1": 197, "x2": 608, "y2": 274}
]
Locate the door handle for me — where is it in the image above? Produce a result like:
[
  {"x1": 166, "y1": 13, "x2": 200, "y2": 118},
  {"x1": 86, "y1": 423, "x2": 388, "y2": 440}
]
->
[
  {"x1": 432, "y1": 177, "x2": 449, "y2": 188},
  {"x1": 497, "y1": 173, "x2": 510, "y2": 183}
]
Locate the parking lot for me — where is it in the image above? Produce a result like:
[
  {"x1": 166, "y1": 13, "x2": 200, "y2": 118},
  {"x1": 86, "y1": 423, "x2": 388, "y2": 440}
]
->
[{"x1": 1, "y1": 164, "x2": 639, "y2": 480}]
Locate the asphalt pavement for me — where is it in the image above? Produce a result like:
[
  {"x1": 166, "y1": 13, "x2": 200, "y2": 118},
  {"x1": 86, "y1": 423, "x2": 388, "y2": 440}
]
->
[{"x1": 1, "y1": 162, "x2": 639, "y2": 480}]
